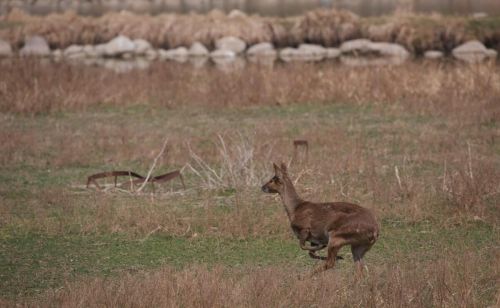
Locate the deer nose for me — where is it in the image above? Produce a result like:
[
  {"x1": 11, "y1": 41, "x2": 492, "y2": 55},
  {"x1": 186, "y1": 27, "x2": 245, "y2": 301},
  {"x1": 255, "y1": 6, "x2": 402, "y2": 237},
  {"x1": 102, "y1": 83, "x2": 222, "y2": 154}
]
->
[{"x1": 261, "y1": 185, "x2": 269, "y2": 193}]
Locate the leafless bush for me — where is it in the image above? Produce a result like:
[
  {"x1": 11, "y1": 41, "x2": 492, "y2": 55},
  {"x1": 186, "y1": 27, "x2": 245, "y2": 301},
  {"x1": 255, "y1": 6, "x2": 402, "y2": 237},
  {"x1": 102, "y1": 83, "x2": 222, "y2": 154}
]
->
[{"x1": 187, "y1": 133, "x2": 275, "y2": 189}]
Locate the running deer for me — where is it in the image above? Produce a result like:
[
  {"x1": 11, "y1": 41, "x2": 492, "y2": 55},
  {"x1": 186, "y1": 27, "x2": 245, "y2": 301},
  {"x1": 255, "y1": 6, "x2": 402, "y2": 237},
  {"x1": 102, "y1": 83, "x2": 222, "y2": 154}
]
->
[{"x1": 261, "y1": 163, "x2": 379, "y2": 275}]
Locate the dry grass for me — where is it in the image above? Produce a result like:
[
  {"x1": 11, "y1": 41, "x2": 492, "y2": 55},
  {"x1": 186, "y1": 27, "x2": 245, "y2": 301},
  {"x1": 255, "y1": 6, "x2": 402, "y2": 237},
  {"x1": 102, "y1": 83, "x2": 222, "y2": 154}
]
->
[
  {"x1": 0, "y1": 58, "x2": 499, "y2": 305},
  {"x1": 1, "y1": 59, "x2": 499, "y2": 122},
  {"x1": 13, "y1": 251, "x2": 499, "y2": 307},
  {"x1": 1, "y1": 8, "x2": 500, "y2": 50}
]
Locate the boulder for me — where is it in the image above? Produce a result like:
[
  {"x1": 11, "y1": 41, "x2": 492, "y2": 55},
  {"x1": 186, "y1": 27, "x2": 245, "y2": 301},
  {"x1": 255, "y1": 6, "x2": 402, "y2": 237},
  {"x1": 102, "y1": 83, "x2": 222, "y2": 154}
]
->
[
  {"x1": 452, "y1": 40, "x2": 497, "y2": 62},
  {"x1": 159, "y1": 47, "x2": 189, "y2": 61},
  {"x1": 228, "y1": 9, "x2": 246, "y2": 18},
  {"x1": 210, "y1": 49, "x2": 236, "y2": 59},
  {"x1": 64, "y1": 45, "x2": 86, "y2": 59},
  {"x1": 188, "y1": 42, "x2": 209, "y2": 57},
  {"x1": 215, "y1": 36, "x2": 246, "y2": 54},
  {"x1": 20, "y1": 36, "x2": 50, "y2": 57},
  {"x1": 279, "y1": 44, "x2": 326, "y2": 62},
  {"x1": 325, "y1": 48, "x2": 341, "y2": 59},
  {"x1": 144, "y1": 49, "x2": 158, "y2": 60},
  {"x1": 0, "y1": 39, "x2": 13, "y2": 57},
  {"x1": 298, "y1": 44, "x2": 326, "y2": 57},
  {"x1": 104, "y1": 35, "x2": 136, "y2": 57},
  {"x1": 340, "y1": 39, "x2": 409, "y2": 58},
  {"x1": 340, "y1": 39, "x2": 372, "y2": 55},
  {"x1": 95, "y1": 44, "x2": 108, "y2": 57},
  {"x1": 133, "y1": 39, "x2": 152, "y2": 55},
  {"x1": 247, "y1": 42, "x2": 277, "y2": 57},
  {"x1": 369, "y1": 42, "x2": 410, "y2": 58},
  {"x1": 486, "y1": 49, "x2": 498, "y2": 58},
  {"x1": 279, "y1": 47, "x2": 300, "y2": 62},
  {"x1": 424, "y1": 50, "x2": 444, "y2": 60},
  {"x1": 52, "y1": 49, "x2": 63, "y2": 58},
  {"x1": 83, "y1": 45, "x2": 98, "y2": 57}
]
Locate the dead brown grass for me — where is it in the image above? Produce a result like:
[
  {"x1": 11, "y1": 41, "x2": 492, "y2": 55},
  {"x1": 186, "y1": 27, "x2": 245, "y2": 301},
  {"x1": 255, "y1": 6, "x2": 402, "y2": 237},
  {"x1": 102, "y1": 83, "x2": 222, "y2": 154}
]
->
[
  {"x1": 1, "y1": 8, "x2": 499, "y2": 50},
  {"x1": 1, "y1": 60, "x2": 499, "y2": 122},
  {"x1": 14, "y1": 251, "x2": 498, "y2": 307}
]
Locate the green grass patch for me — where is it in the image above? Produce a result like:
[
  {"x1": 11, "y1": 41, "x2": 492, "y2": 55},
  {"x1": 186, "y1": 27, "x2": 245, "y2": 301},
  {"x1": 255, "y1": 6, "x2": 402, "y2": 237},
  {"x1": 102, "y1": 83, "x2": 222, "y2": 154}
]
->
[{"x1": 1, "y1": 220, "x2": 496, "y2": 299}]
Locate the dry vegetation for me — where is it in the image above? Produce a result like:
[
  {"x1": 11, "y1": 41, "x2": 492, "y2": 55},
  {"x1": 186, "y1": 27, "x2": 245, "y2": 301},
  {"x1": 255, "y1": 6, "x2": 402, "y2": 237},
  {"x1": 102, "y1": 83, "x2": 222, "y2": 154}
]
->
[
  {"x1": 1, "y1": 8, "x2": 500, "y2": 51},
  {"x1": 0, "y1": 59, "x2": 499, "y2": 306},
  {"x1": 1, "y1": 59, "x2": 500, "y2": 120},
  {"x1": 20, "y1": 254, "x2": 500, "y2": 307}
]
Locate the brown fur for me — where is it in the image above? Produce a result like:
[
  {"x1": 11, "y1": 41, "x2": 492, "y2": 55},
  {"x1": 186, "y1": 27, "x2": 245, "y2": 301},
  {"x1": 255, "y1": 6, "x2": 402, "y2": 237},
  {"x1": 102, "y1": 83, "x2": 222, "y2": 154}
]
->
[{"x1": 262, "y1": 163, "x2": 379, "y2": 274}]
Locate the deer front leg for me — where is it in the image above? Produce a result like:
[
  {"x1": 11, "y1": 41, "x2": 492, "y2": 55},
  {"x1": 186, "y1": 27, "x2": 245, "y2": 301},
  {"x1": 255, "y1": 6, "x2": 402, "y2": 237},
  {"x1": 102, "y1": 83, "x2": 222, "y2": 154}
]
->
[{"x1": 298, "y1": 229, "x2": 323, "y2": 251}]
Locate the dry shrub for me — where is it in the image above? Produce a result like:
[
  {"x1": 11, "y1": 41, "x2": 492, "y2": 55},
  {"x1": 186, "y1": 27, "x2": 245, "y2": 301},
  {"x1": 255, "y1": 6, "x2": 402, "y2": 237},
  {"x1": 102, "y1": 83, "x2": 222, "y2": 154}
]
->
[
  {"x1": 291, "y1": 9, "x2": 362, "y2": 46},
  {"x1": 18, "y1": 252, "x2": 498, "y2": 307},
  {"x1": 362, "y1": 12, "x2": 469, "y2": 53},
  {"x1": 187, "y1": 133, "x2": 276, "y2": 189},
  {"x1": 443, "y1": 151, "x2": 500, "y2": 218},
  {"x1": 1, "y1": 8, "x2": 285, "y2": 49},
  {"x1": 2, "y1": 8, "x2": 500, "y2": 50}
]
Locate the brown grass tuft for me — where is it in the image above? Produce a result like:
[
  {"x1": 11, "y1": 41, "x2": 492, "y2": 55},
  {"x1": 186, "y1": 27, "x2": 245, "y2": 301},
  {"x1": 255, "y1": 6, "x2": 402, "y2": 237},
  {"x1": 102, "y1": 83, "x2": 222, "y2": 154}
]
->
[{"x1": 16, "y1": 251, "x2": 498, "y2": 307}]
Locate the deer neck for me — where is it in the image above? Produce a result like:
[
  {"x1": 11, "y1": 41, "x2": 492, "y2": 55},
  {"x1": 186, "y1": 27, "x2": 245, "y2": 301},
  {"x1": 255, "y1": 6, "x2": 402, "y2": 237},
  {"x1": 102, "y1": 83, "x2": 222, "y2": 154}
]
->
[{"x1": 279, "y1": 179, "x2": 302, "y2": 221}]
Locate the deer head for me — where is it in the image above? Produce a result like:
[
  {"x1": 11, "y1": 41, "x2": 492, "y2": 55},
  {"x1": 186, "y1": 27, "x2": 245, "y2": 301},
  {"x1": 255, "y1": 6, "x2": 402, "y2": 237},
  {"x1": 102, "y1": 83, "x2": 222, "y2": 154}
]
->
[{"x1": 261, "y1": 163, "x2": 289, "y2": 194}]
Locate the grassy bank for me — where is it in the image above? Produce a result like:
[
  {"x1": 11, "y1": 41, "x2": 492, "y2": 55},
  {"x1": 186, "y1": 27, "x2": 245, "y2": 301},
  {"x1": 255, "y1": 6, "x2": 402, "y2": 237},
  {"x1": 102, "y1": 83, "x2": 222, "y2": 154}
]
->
[{"x1": 1, "y1": 8, "x2": 500, "y2": 52}]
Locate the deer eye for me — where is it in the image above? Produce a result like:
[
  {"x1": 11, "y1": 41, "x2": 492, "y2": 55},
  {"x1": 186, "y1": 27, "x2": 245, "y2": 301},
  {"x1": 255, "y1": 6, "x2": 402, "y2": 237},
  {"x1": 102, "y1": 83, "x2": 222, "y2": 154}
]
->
[{"x1": 272, "y1": 176, "x2": 281, "y2": 183}]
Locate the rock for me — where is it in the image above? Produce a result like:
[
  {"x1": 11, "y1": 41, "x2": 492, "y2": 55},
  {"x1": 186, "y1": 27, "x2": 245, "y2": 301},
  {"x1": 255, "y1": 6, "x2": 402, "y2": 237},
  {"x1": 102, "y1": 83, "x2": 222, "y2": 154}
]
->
[
  {"x1": 340, "y1": 39, "x2": 409, "y2": 58},
  {"x1": 210, "y1": 49, "x2": 236, "y2": 59},
  {"x1": 95, "y1": 44, "x2": 108, "y2": 57},
  {"x1": 247, "y1": 42, "x2": 277, "y2": 57},
  {"x1": 20, "y1": 36, "x2": 51, "y2": 57},
  {"x1": 133, "y1": 39, "x2": 152, "y2": 55},
  {"x1": 83, "y1": 45, "x2": 98, "y2": 57},
  {"x1": 159, "y1": 47, "x2": 189, "y2": 61},
  {"x1": 298, "y1": 44, "x2": 326, "y2": 56},
  {"x1": 472, "y1": 12, "x2": 488, "y2": 19},
  {"x1": 52, "y1": 49, "x2": 63, "y2": 58},
  {"x1": 228, "y1": 9, "x2": 246, "y2": 18},
  {"x1": 486, "y1": 49, "x2": 498, "y2": 58},
  {"x1": 279, "y1": 45, "x2": 326, "y2": 62},
  {"x1": 369, "y1": 42, "x2": 410, "y2": 58},
  {"x1": 325, "y1": 48, "x2": 341, "y2": 59},
  {"x1": 0, "y1": 39, "x2": 13, "y2": 57},
  {"x1": 279, "y1": 47, "x2": 300, "y2": 62},
  {"x1": 424, "y1": 50, "x2": 444, "y2": 59},
  {"x1": 104, "y1": 35, "x2": 136, "y2": 57},
  {"x1": 144, "y1": 49, "x2": 158, "y2": 60},
  {"x1": 340, "y1": 39, "x2": 372, "y2": 55},
  {"x1": 452, "y1": 40, "x2": 495, "y2": 62},
  {"x1": 188, "y1": 42, "x2": 209, "y2": 57},
  {"x1": 215, "y1": 36, "x2": 246, "y2": 54},
  {"x1": 64, "y1": 44, "x2": 86, "y2": 59}
]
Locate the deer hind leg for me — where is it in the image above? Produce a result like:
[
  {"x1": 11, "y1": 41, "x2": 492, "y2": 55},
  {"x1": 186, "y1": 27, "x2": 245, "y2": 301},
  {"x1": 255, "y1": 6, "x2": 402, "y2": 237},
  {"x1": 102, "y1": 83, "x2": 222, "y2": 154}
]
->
[
  {"x1": 351, "y1": 244, "x2": 372, "y2": 277},
  {"x1": 318, "y1": 236, "x2": 349, "y2": 272}
]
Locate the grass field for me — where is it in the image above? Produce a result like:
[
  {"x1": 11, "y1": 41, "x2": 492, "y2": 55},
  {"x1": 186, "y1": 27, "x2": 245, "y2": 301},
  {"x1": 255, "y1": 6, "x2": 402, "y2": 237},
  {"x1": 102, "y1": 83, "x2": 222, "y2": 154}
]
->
[{"x1": 0, "y1": 61, "x2": 499, "y2": 307}]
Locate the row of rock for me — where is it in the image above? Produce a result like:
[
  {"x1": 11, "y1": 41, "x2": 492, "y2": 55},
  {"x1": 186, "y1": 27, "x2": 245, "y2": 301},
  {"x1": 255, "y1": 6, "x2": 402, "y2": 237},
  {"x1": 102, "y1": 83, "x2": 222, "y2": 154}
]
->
[{"x1": 0, "y1": 35, "x2": 497, "y2": 63}]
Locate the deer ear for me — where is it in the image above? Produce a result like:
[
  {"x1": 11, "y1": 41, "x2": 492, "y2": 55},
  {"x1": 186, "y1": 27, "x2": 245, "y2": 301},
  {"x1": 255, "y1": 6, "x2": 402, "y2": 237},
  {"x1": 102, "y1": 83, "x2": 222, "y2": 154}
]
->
[
  {"x1": 280, "y1": 162, "x2": 288, "y2": 174},
  {"x1": 273, "y1": 163, "x2": 281, "y2": 176}
]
